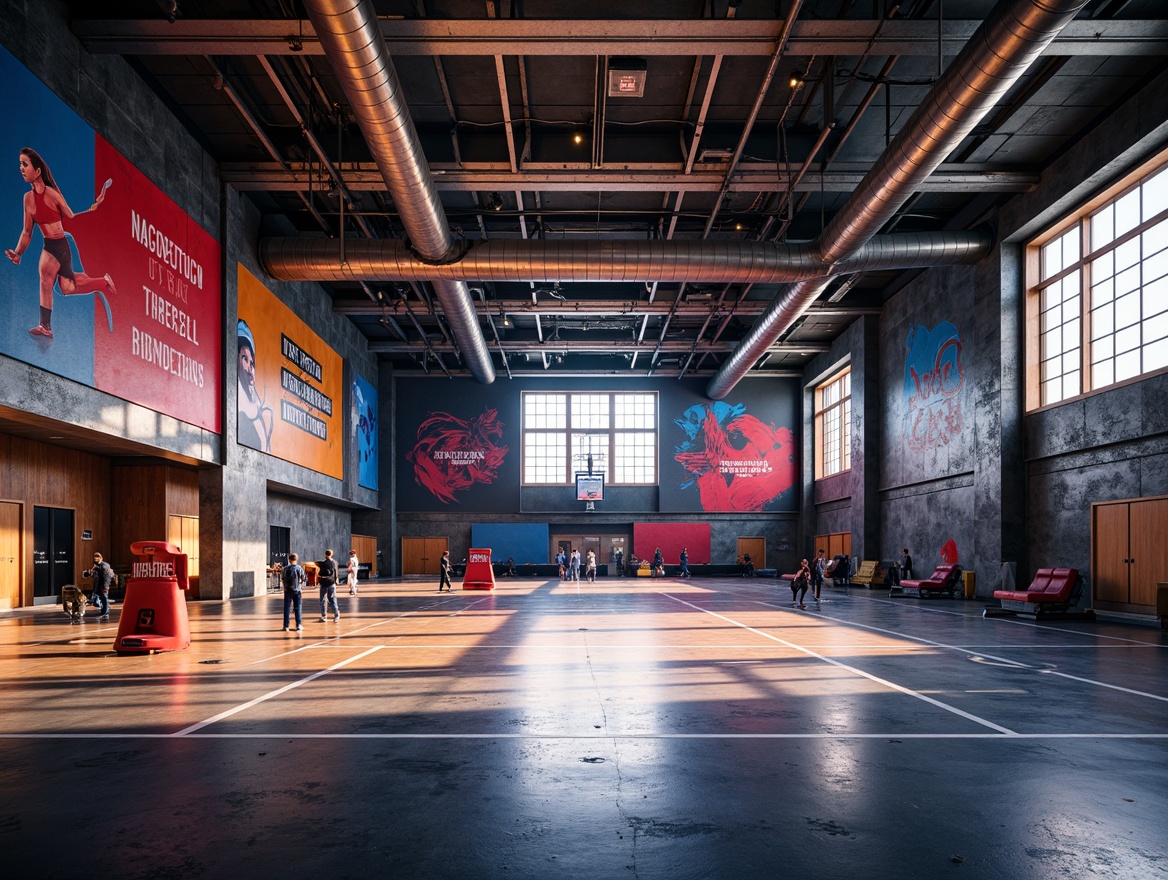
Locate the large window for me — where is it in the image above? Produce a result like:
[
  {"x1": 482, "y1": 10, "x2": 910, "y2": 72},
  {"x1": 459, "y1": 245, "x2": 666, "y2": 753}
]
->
[
  {"x1": 814, "y1": 368, "x2": 851, "y2": 479},
  {"x1": 1028, "y1": 154, "x2": 1168, "y2": 409},
  {"x1": 522, "y1": 392, "x2": 656, "y2": 485}
]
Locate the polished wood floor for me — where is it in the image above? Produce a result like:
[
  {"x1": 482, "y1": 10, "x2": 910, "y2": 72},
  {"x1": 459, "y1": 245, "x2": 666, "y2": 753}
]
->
[{"x1": 2, "y1": 576, "x2": 1166, "y2": 878}]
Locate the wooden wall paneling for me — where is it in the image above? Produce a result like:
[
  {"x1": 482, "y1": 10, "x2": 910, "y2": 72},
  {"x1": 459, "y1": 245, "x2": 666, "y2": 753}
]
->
[
  {"x1": 165, "y1": 466, "x2": 199, "y2": 517},
  {"x1": 737, "y1": 536, "x2": 766, "y2": 568}
]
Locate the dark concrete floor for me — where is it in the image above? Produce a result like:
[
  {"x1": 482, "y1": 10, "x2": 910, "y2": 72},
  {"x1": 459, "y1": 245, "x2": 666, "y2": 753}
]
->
[{"x1": 2, "y1": 577, "x2": 1166, "y2": 879}]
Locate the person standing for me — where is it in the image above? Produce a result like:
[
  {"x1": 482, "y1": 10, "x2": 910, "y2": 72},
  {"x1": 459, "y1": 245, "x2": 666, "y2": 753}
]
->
[
  {"x1": 282, "y1": 553, "x2": 306, "y2": 631},
  {"x1": 346, "y1": 549, "x2": 360, "y2": 595},
  {"x1": 900, "y1": 548, "x2": 913, "y2": 581},
  {"x1": 438, "y1": 549, "x2": 453, "y2": 592},
  {"x1": 569, "y1": 549, "x2": 581, "y2": 582},
  {"x1": 813, "y1": 548, "x2": 827, "y2": 602},
  {"x1": 679, "y1": 547, "x2": 690, "y2": 578},
  {"x1": 614, "y1": 548, "x2": 624, "y2": 577},
  {"x1": 84, "y1": 552, "x2": 115, "y2": 619},
  {"x1": 585, "y1": 549, "x2": 596, "y2": 583},
  {"x1": 317, "y1": 549, "x2": 340, "y2": 621},
  {"x1": 556, "y1": 549, "x2": 567, "y2": 580},
  {"x1": 653, "y1": 547, "x2": 664, "y2": 577}
]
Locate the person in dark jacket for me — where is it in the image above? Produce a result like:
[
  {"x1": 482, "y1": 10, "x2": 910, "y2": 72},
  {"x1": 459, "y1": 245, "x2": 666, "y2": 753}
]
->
[
  {"x1": 282, "y1": 553, "x2": 306, "y2": 631},
  {"x1": 84, "y1": 552, "x2": 114, "y2": 619},
  {"x1": 317, "y1": 548, "x2": 340, "y2": 622},
  {"x1": 438, "y1": 550, "x2": 454, "y2": 592}
]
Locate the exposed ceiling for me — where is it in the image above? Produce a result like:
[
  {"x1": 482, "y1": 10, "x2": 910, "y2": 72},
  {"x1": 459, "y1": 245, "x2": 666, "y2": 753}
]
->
[{"x1": 63, "y1": 0, "x2": 1168, "y2": 383}]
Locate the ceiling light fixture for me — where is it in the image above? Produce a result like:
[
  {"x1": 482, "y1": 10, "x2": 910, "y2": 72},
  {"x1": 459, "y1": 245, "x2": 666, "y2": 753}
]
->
[{"x1": 486, "y1": 192, "x2": 503, "y2": 212}]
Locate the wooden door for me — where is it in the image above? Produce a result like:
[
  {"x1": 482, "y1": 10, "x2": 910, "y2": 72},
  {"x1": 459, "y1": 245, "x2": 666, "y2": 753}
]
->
[
  {"x1": 0, "y1": 502, "x2": 21, "y2": 610},
  {"x1": 1130, "y1": 498, "x2": 1168, "y2": 607},
  {"x1": 738, "y1": 537, "x2": 765, "y2": 569},
  {"x1": 1092, "y1": 501, "x2": 1130, "y2": 604},
  {"x1": 402, "y1": 537, "x2": 447, "y2": 575}
]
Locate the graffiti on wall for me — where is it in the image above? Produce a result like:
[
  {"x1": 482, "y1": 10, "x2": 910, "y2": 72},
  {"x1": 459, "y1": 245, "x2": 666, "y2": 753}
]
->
[
  {"x1": 903, "y1": 321, "x2": 964, "y2": 453},
  {"x1": 672, "y1": 401, "x2": 797, "y2": 512},
  {"x1": 407, "y1": 408, "x2": 509, "y2": 504}
]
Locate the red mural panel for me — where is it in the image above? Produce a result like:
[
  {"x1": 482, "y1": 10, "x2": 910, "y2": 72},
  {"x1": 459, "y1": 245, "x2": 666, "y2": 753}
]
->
[
  {"x1": 407, "y1": 407, "x2": 509, "y2": 504},
  {"x1": 633, "y1": 523, "x2": 711, "y2": 567},
  {"x1": 90, "y1": 136, "x2": 222, "y2": 432}
]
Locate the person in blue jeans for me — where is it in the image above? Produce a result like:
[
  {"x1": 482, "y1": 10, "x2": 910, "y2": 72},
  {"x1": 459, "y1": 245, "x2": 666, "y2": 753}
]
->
[
  {"x1": 317, "y1": 548, "x2": 340, "y2": 621},
  {"x1": 282, "y1": 553, "x2": 306, "y2": 631},
  {"x1": 679, "y1": 547, "x2": 690, "y2": 578}
]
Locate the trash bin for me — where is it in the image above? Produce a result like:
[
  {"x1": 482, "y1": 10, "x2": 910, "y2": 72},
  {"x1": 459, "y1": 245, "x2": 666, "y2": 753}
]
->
[{"x1": 962, "y1": 570, "x2": 976, "y2": 599}]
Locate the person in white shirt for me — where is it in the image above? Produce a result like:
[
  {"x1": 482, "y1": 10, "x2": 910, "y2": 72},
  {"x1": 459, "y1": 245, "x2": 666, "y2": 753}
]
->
[{"x1": 346, "y1": 549, "x2": 360, "y2": 595}]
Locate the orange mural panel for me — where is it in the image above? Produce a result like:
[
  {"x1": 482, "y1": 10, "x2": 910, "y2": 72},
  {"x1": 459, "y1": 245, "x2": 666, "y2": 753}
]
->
[{"x1": 236, "y1": 265, "x2": 343, "y2": 480}]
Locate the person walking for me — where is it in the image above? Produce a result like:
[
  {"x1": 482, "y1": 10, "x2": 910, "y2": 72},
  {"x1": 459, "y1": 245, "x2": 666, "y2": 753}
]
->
[
  {"x1": 585, "y1": 549, "x2": 597, "y2": 582},
  {"x1": 791, "y1": 559, "x2": 811, "y2": 609},
  {"x1": 282, "y1": 553, "x2": 306, "y2": 631},
  {"x1": 346, "y1": 549, "x2": 360, "y2": 595},
  {"x1": 438, "y1": 549, "x2": 454, "y2": 592},
  {"x1": 813, "y1": 548, "x2": 827, "y2": 602},
  {"x1": 84, "y1": 552, "x2": 115, "y2": 620},
  {"x1": 317, "y1": 549, "x2": 340, "y2": 621},
  {"x1": 679, "y1": 547, "x2": 690, "y2": 578},
  {"x1": 569, "y1": 549, "x2": 581, "y2": 582}
]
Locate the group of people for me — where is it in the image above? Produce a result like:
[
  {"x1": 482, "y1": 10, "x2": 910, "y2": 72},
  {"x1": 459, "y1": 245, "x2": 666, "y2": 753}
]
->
[
  {"x1": 556, "y1": 548, "x2": 597, "y2": 582},
  {"x1": 280, "y1": 548, "x2": 361, "y2": 631}
]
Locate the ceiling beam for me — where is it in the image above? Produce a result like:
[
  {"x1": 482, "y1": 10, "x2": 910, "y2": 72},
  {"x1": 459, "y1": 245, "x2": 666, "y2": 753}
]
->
[
  {"x1": 368, "y1": 339, "x2": 830, "y2": 355},
  {"x1": 336, "y1": 299, "x2": 880, "y2": 318},
  {"x1": 72, "y1": 19, "x2": 1168, "y2": 57},
  {"x1": 221, "y1": 162, "x2": 1038, "y2": 193}
]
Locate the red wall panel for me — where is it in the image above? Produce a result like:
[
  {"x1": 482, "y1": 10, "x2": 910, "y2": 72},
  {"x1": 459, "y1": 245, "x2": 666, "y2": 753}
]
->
[{"x1": 633, "y1": 523, "x2": 711, "y2": 566}]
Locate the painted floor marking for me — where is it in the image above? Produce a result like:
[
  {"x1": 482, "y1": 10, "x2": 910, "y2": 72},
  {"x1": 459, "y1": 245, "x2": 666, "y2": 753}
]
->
[
  {"x1": 751, "y1": 598, "x2": 1168, "y2": 705},
  {"x1": 173, "y1": 645, "x2": 384, "y2": 735},
  {"x1": 662, "y1": 592, "x2": 1016, "y2": 735}
]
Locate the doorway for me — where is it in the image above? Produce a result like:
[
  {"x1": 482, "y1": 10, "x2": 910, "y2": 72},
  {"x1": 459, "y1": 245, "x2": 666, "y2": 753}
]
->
[
  {"x1": 33, "y1": 506, "x2": 74, "y2": 605},
  {"x1": 269, "y1": 525, "x2": 290, "y2": 569},
  {"x1": 402, "y1": 537, "x2": 448, "y2": 575},
  {"x1": 0, "y1": 502, "x2": 21, "y2": 610},
  {"x1": 737, "y1": 536, "x2": 766, "y2": 570},
  {"x1": 550, "y1": 532, "x2": 628, "y2": 574}
]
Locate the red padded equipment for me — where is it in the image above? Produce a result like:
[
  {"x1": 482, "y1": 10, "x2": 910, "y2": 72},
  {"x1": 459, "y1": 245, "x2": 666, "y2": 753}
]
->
[{"x1": 897, "y1": 563, "x2": 960, "y2": 597}]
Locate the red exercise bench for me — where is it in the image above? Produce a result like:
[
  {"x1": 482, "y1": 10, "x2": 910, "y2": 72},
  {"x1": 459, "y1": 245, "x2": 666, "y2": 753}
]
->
[
  {"x1": 891, "y1": 563, "x2": 961, "y2": 598},
  {"x1": 984, "y1": 567, "x2": 1094, "y2": 620}
]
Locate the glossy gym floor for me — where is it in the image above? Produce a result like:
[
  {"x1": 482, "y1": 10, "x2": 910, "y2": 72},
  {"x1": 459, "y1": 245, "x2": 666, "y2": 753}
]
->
[{"x1": 2, "y1": 576, "x2": 1166, "y2": 879}]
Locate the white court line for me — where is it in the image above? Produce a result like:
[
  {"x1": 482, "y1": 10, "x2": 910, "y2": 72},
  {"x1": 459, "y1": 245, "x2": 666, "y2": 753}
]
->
[
  {"x1": 3, "y1": 732, "x2": 1167, "y2": 741},
  {"x1": 662, "y1": 592, "x2": 1017, "y2": 735},
  {"x1": 173, "y1": 645, "x2": 385, "y2": 735},
  {"x1": 249, "y1": 594, "x2": 488, "y2": 664},
  {"x1": 752, "y1": 598, "x2": 1168, "y2": 706}
]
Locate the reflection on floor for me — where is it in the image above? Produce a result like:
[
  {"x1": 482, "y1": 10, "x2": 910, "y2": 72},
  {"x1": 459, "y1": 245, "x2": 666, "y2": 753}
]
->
[{"x1": 2, "y1": 577, "x2": 1166, "y2": 877}]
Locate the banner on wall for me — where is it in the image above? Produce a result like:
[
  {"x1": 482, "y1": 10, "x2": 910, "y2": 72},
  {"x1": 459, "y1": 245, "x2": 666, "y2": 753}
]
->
[
  {"x1": 0, "y1": 46, "x2": 222, "y2": 432},
  {"x1": 353, "y1": 372, "x2": 378, "y2": 490},
  {"x1": 396, "y1": 378, "x2": 520, "y2": 511},
  {"x1": 659, "y1": 379, "x2": 800, "y2": 513},
  {"x1": 237, "y1": 264, "x2": 343, "y2": 479},
  {"x1": 903, "y1": 321, "x2": 964, "y2": 453}
]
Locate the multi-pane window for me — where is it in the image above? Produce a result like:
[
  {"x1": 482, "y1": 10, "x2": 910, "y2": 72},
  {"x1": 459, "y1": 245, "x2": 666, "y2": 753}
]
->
[
  {"x1": 1029, "y1": 154, "x2": 1168, "y2": 409},
  {"x1": 814, "y1": 368, "x2": 851, "y2": 479},
  {"x1": 522, "y1": 392, "x2": 656, "y2": 485}
]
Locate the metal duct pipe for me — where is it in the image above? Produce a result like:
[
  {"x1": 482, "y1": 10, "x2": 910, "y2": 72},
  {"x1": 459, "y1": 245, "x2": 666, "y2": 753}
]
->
[
  {"x1": 261, "y1": 230, "x2": 992, "y2": 285},
  {"x1": 302, "y1": 0, "x2": 495, "y2": 383},
  {"x1": 707, "y1": 0, "x2": 1089, "y2": 399}
]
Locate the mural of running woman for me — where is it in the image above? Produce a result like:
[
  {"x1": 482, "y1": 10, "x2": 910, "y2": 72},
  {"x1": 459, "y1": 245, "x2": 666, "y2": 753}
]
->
[{"x1": 5, "y1": 147, "x2": 116, "y2": 340}]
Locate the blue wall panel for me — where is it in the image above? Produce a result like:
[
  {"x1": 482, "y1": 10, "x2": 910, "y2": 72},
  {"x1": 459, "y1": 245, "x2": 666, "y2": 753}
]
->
[{"x1": 472, "y1": 523, "x2": 549, "y2": 565}]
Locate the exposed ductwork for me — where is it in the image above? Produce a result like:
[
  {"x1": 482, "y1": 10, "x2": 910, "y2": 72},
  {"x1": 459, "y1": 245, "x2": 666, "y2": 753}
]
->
[
  {"x1": 301, "y1": 0, "x2": 495, "y2": 384},
  {"x1": 706, "y1": 0, "x2": 1091, "y2": 399},
  {"x1": 260, "y1": 230, "x2": 993, "y2": 286}
]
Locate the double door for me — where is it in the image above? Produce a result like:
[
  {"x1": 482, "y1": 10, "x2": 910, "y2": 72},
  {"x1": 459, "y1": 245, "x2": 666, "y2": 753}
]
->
[
  {"x1": 402, "y1": 537, "x2": 448, "y2": 575},
  {"x1": 1092, "y1": 496, "x2": 1168, "y2": 612}
]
